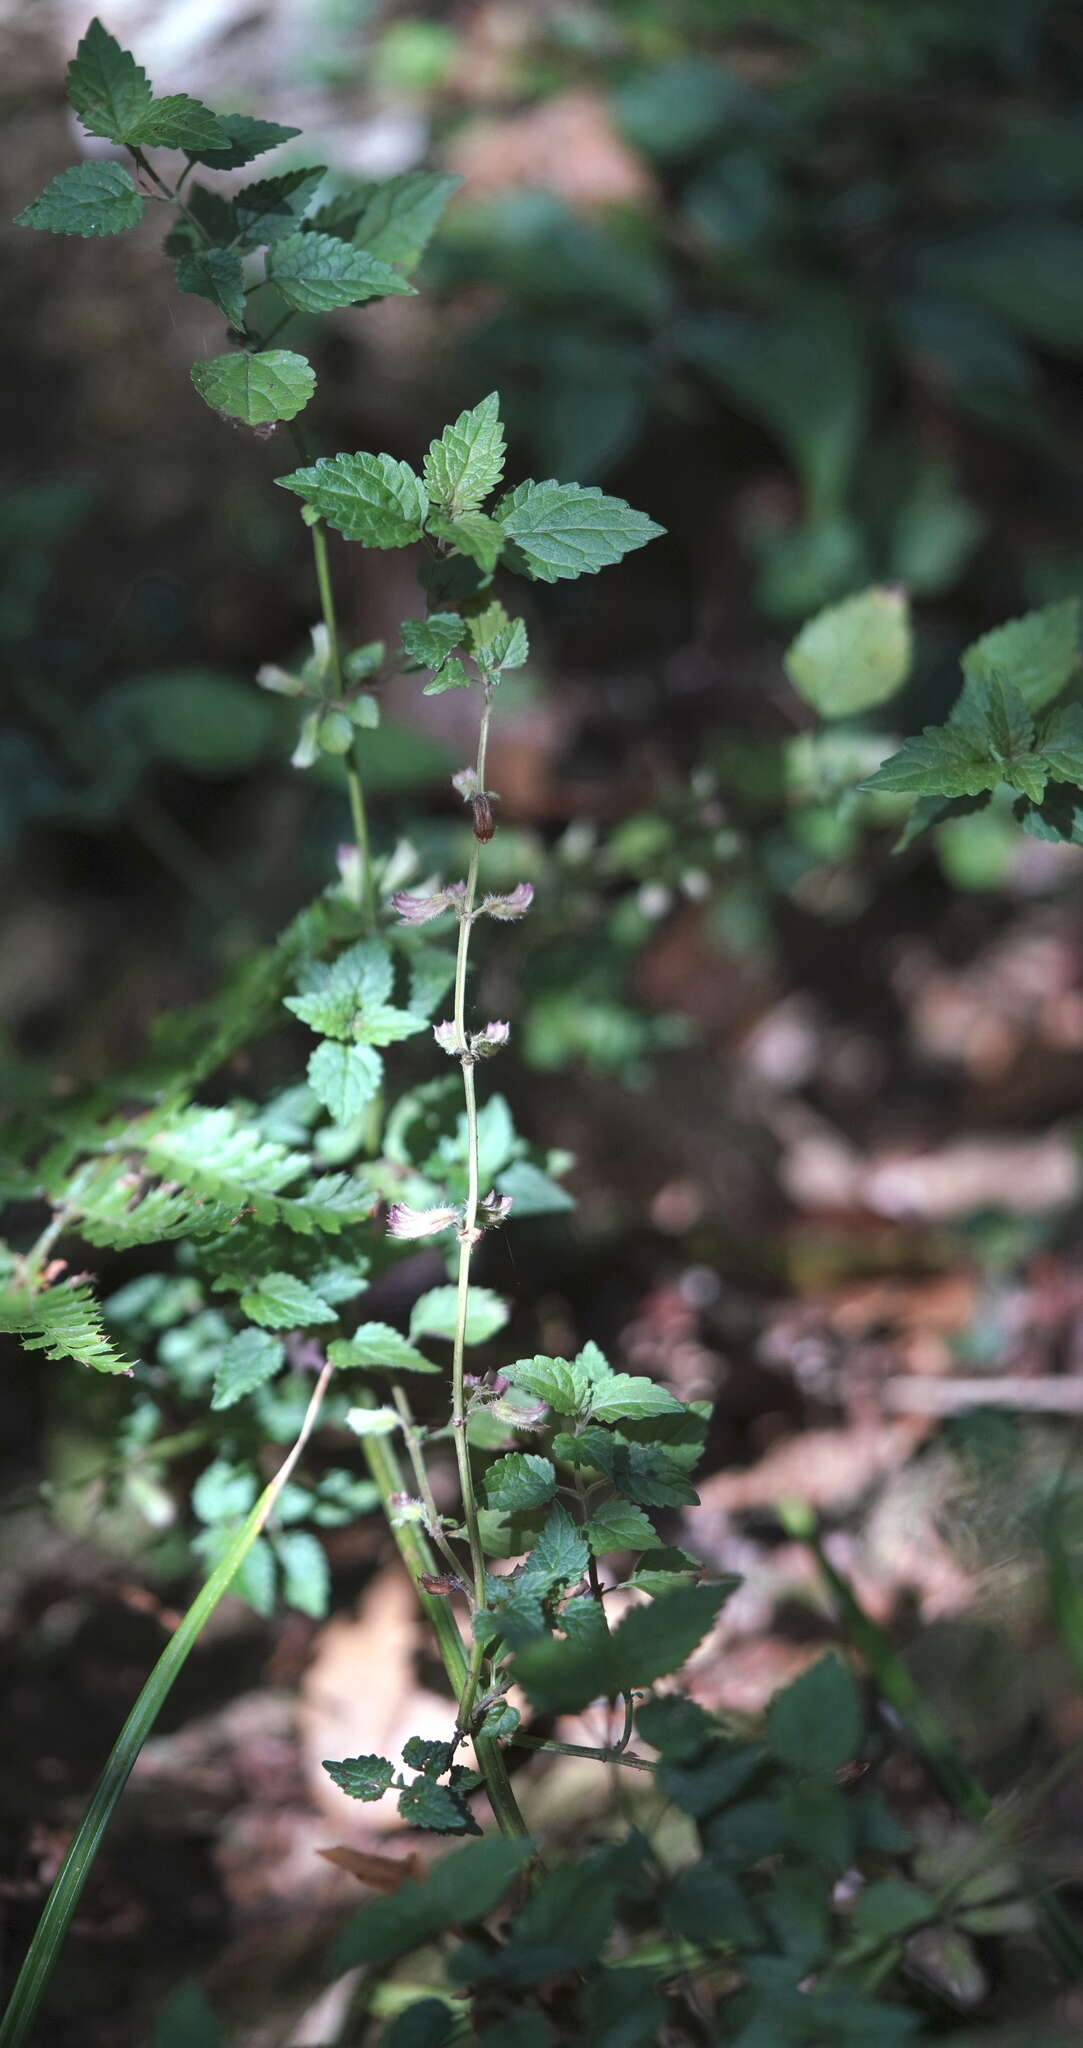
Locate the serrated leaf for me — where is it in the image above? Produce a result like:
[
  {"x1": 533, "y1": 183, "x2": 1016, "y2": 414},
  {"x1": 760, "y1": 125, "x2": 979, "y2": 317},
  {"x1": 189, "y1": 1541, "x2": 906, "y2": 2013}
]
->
[
  {"x1": 495, "y1": 479, "x2": 664, "y2": 583},
  {"x1": 589, "y1": 1373, "x2": 684, "y2": 1423},
  {"x1": 188, "y1": 113, "x2": 302, "y2": 171},
  {"x1": 962, "y1": 598, "x2": 1080, "y2": 712},
  {"x1": 504, "y1": 1354, "x2": 590, "y2": 1416},
  {"x1": 587, "y1": 1498, "x2": 658, "y2": 1554},
  {"x1": 233, "y1": 167, "x2": 326, "y2": 244},
  {"x1": 424, "y1": 393, "x2": 507, "y2": 518},
  {"x1": 211, "y1": 1327, "x2": 285, "y2": 1408},
  {"x1": 323, "y1": 1753, "x2": 395, "y2": 1800},
  {"x1": 285, "y1": 937, "x2": 394, "y2": 1036},
  {"x1": 192, "y1": 1458, "x2": 259, "y2": 1525},
  {"x1": 861, "y1": 723, "x2": 1000, "y2": 798},
  {"x1": 16, "y1": 161, "x2": 144, "y2": 238},
  {"x1": 423, "y1": 657, "x2": 472, "y2": 696},
  {"x1": 350, "y1": 170, "x2": 461, "y2": 270},
  {"x1": 1038, "y1": 702, "x2": 1083, "y2": 787},
  {"x1": 400, "y1": 612, "x2": 464, "y2": 670},
  {"x1": 402, "y1": 1737, "x2": 454, "y2": 1777},
  {"x1": 484, "y1": 1453, "x2": 556, "y2": 1513},
  {"x1": 514, "y1": 1581, "x2": 735, "y2": 1713},
  {"x1": 308, "y1": 1039, "x2": 383, "y2": 1123},
  {"x1": 268, "y1": 231, "x2": 416, "y2": 312},
  {"x1": 410, "y1": 1286, "x2": 508, "y2": 1345},
  {"x1": 476, "y1": 617, "x2": 529, "y2": 676},
  {"x1": 275, "y1": 1529, "x2": 330, "y2": 1617},
  {"x1": 175, "y1": 247, "x2": 246, "y2": 328},
  {"x1": 628, "y1": 1546, "x2": 700, "y2": 1595},
  {"x1": 191, "y1": 349, "x2": 315, "y2": 425},
  {"x1": 767, "y1": 1652, "x2": 863, "y2": 1775},
  {"x1": 785, "y1": 586, "x2": 912, "y2": 719},
  {"x1": 520, "y1": 1503, "x2": 589, "y2": 1591},
  {"x1": 398, "y1": 1776, "x2": 480, "y2": 1835},
  {"x1": 0, "y1": 1274, "x2": 132, "y2": 1374},
  {"x1": 66, "y1": 18, "x2": 151, "y2": 142},
  {"x1": 276, "y1": 451, "x2": 428, "y2": 546},
  {"x1": 239, "y1": 1269, "x2": 337, "y2": 1329},
  {"x1": 426, "y1": 510, "x2": 504, "y2": 572},
  {"x1": 329, "y1": 1321, "x2": 438, "y2": 1373},
  {"x1": 128, "y1": 95, "x2": 230, "y2": 152},
  {"x1": 332, "y1": 1838, "x2": 534, "y2": 1971}
]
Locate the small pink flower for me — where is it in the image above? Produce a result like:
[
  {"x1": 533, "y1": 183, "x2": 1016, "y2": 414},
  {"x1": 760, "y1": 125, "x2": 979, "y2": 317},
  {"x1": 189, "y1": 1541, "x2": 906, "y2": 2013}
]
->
[
  {"x1": 391, "y1": 882, "x2": 466, "y2": 925},
  {"x1": 480, "y1": 882, "x2": 534, "y2": 921},
  {"x1": 387, "y1": 1202, "x2": 460, "y2": 1239}
]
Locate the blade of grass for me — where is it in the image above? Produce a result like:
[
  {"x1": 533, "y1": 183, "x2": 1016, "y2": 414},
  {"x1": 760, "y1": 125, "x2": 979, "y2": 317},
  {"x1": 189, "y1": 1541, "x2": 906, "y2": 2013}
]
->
[{"x1": 0, "y1": 1362, "x2": 334, "y2": 2048}]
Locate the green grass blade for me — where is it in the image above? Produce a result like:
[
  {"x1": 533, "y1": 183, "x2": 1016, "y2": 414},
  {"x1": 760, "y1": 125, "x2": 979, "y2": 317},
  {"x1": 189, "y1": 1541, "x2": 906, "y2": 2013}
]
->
[{"x1": 0, "y1": 1363, "x2": 333, "y2": 2048}]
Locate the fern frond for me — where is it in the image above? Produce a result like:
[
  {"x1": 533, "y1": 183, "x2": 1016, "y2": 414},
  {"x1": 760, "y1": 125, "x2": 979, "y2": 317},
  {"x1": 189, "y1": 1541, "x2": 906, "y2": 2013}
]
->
[
  {"x1": 0, "y1": 1273, "x2": 132, "y2": 1374},
  {"x1": 139, "y1": 1108, "x2": 371, "y2": 1236},
  {"x1": 60, "y1": 1157, "x2": 236, "y2": 1250}
]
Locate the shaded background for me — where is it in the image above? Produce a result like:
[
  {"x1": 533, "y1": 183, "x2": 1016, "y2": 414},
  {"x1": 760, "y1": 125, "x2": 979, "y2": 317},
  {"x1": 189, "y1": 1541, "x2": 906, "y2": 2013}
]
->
[{"x1": 8, "y1": 1, "x2": 1083, "y2": 2040}]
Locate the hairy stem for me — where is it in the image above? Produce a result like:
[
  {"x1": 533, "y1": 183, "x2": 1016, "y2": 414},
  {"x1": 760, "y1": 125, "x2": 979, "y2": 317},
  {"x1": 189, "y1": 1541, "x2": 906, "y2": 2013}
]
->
[
  {"x1": 449, "y1": 693, "x2": 493, "y2": 1727},
  {"x1": 309, "y1": 519, "x2": 377, "y2": 932},
  {"x1": 391, "y1": 1383, "x2": 465, "y2": 1582}
]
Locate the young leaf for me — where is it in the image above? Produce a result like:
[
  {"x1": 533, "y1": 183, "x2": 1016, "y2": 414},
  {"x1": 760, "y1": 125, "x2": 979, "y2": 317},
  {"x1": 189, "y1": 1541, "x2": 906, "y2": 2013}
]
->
[
  {"x1": 410, "y1": 1285, "x2": 509, "y2": 1345},
  {"x1": 520, "y1": 1503, "x2": 589, "y2": 1590},
  {"x1": 307, "y1": 1039, "x2": 383, "y2": 1123},
  {"x1": 175, "y1": 248, "x2": 246, "y2": 329},
  {"x1": 329, "y1": 1321, "x2": 438, "y2": 1374},
  {"x1": 191, "y1": 350, "x2": 316, "y2": 425},
  {"x1": 16, "y1": 161, "x2": 144, "y2": 238},
  {"x1": 860, "y1": 723, "x2": 1000, "y2": 798},
  {"x1": 192, "y1": 1458, "x2": 259, "y2": 1525},
  {"x1": 495, "y1": 479, "x2": 664, "y2": 583},
  {"x1": 400, "y1": 612, "x2": 464, "y2": 670},
  {"x1": 323, "y1": 1753, "x2": 396, "y2": 1800},
  {"x1": 187, "y1": 113, "x2": 302, "y2": 171},
  {"x1": 349, "y1": 170, "x2": 461, "y2": 270},
  {"x1": 66, "y1": 17, "x2": 151, "y2": 142},
  {"x1": 483, "y1": 1453, "x2": 556, "y2": 1513},
  {"x1": 424, "y1": 393, "x2": 507, "y2": 518},
  {"x1": 285, "y1": 938, "x2": 394, "y2": 1036},
  {"x1": 589, "y1": 1373, "x2": 684, "y2": 1423},
  {"x1": 276, "y1": 452, "x2": 429, "y2": 546},
  {"x1": 426, "y1": 510, "x2": 505, "y2": 573},
  {"x1": 475, "y1": 616, "x2": 529, "y2": 677},
  {"x1": 267, "y1": 232, "x2": 416, "y2": 312},
  {"x1": 784, "y1": 586, "x2": 912, "y2": 719},
  {"x1": 275, "y1": 1529, "x2": 330, "y2": 1618},
  {"x1": 423, "y1": 657, "x2": 472, "y2": 696},
  {"x1": 962, "y1": 598, "x2": 1080, "y2": 711},
  {"x1": 766, "y1": 1652, "x2": 863, "y2": 1775},
  {"x1": 344, "y1": 1404, "x2": 400, "y2": 1436},
  {"x1": 211, "y1": 1327, "x2": 285, "y2": 1409},
  {"x1": 238, "y1": 1270, "x2": 337, "y2": 1329},
  {"x1": 504, "y1": 1354, "x2": 591, "y2": 1417},
  {"x1": 233, "y1": 167, "x2": 327, "y2": 244},
  {"x1": 586, "y1": 1498, "x2": 658, "y2": 1554}
]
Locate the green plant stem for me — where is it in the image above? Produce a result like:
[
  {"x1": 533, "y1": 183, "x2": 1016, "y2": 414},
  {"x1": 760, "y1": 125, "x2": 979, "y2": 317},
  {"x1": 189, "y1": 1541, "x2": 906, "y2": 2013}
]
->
[
  {"x1": 309, "y1": 518, "x2": 377, "y2": 931},
  {"x1": 0, "y1": 1362, "x2": 335, "y2": 2048},
  {"x1": 390, "y1": 1383, "x2": 464, "y2": 1582},
  {"x1": 356, "y1": 1414, "x2": 528, "y2": 1840},
  {"x1": 508, "y1": 1733, "x2": 657, "y2": 1773},
  {"x1": 449, "y1": 693, "x2": 493, "y2": 1730}
]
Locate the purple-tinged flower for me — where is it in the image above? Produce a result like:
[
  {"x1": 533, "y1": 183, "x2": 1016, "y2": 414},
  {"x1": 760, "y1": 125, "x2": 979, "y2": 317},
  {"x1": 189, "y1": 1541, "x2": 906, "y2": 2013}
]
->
[
  {"x1": 452, "y1": 766, "x2": 481, "y2": 800},
  {"x1": 391, "y1": 881, "x2": 466, "y2": 925},
  {"x1": 479, "y1": 1191, "x2": 514, "y2": 1228},
  {"x1": 479, "y1": 882, "x2": 534, "y2": 921},
  {"x1": 433, "y1": 1020, "x2": 461, "y2": 1056},
  {"x1": 472, "y1": 1020, "x2": 510, "y2": 1057},
  {"x1": 387, "y1": 1202, "x2": 460, "y2": 1239}
]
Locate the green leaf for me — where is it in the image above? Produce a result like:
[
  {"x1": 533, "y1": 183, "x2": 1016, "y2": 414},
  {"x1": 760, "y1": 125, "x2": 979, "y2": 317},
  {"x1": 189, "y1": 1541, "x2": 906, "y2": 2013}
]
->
[
  {"x1": 520, "y1": 1503, "x2": 589, "y2": 1591},
  {"x1": 586, "y1": 1498, "x2": 657, "y2": 1554},
  {"x1": 660, "y1": 1744, "x2": 764, "y2": 1820},
  {"x1": 276, "y1": 451, "x2": 428, "y2": 546},
  {"x1": 410, "y1": 1286, "x2": 508, "y2": 1345},
  {"x1": 101, "y1": 670, "x2": 274, "y2": 775},
  {"x1": 402, "y1": 1737, "x2": 454, "y2": 1777},
  {"x1": 454, "y1": 1864, "x2": 616, "y2": 1985},
  {"x1": 628, "y1": 1546, "x2": 701, "y2": 1596},
  {"x1": 239, "y1": 1270, "x2": 337, "y2": 1329},
  {"x1": 398, "y1": 1776, "x2": 480, "y2": 1835},
  {"x1": 514, "y1": 1581, "x2": 735, "y2": 1713},
  {"x1": 0, "y1": 1274, "x2": 132, "y2": 1375},
  {"x1": 285, "y1": 937, "x2": 393, "y2": 1036},
  {"x1": 589, "y1": 1373, "x2": 684, "y2": 1423},
  {"x1": 1038, "y1": 703, "x2": 1083, "y2": 786},
  {"x1": 191, "y1": 350, "x2": 316, "y2": 426},
  {"x1": 962, "y1": 598, "x2": 1080, "y2": 712},
  {"x1": 192, "y1": 1458, "x2": 259, "y2": 1525},
  {"x1": 426, "y1": 510, "x2": 505, "y2": 572},
  {"x1": 267, "y1": 232, "x2": 416, "y2": 312},
  {"x1": 767, "y1": 1652, "x2": 863, "y2": 1775},
  {"x1": 307, "y1": 1039, "x2": 383, "y2": 1124},
  {"x1": 16, "y1": 161, "x2": 144, "y2": 238},
  {"x1": 497, "y1": 1162, "x2": 574, "y2": 1216},
  {"x1": 127, "y1": 96, "x2": 230, "y2": 152},
  {"x1": 187, "y1": 113, "x2": 302, "y2": 171},
  {"x1": 476, "y1": 617, "x2": 529, "y2": 677},
  {"x1": 332, "y1": 1838, "x2": 534, "y2": 1970},
  {"x1": 861, "y1": 723, "x2": 1000, "y2": 799},
  {"x1": 635, "y1": 1694, "x2": 715, "y2": 1760},
  {"x1": 382, "y1": 2001, "x2": 457, "y2": 2048},
  {"x1": 233, "y1": 167, "x2": 326, "y2": 244},
  {"x1": 484, "y1": 1453, "x2": 556, "y2": 1513},
  {"x1": 424, "y1": 393, "x2": 507, "y2": 518},
  {"x1": 175, "y1": 248, "x2": 246, "y2": 329},
  {"x1": 66, "y1": 18, "x2": 151, "y2": 142},
  {"x1": 400, "y1": 612, "x2": 464, "y2": 670},
  {"x1": 153, "y1": 1984, "x2": 226, "y2": 2048},
  {"x1": 275, "y1": 1529, "x2": 330, "y2": 1618},
  {"x1": 344, "y1": 1404, "x2": 400, "y2": 1436},
  {"x1": 852, "y1": 1879, "x2": 936, "y2": 1939},
  {"x1": 329, "y1": 1321, "x2": 438, "y2": 1373},
  {"x1": 495, "y1": 479, "x2": 664, "y2": 583},
  {"x1": 211, "y1": 1327, "x2": 285, "y2": 1408},
  {"x1": 350, "y1": 170, "x2": 461, "y2": 270},
  {"x1": 975, "y1": 676, "x2": 1047, "y2": 801},
  {"x1": 503, "y1": 1355, "x2": 589, "y2": 1416},
  {"x1": 666, "y1": 1865, "x2": 759, "y2": 1948},
  {"x1": 423, "y1": 657, "x2": 472, "y2": 696},
  {"x1": 323, "y1": 1752, "x2": 395, "y2": 1800},
  {"x1": 784, "y1": 587, "x2": 912, "y2": 719}
]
